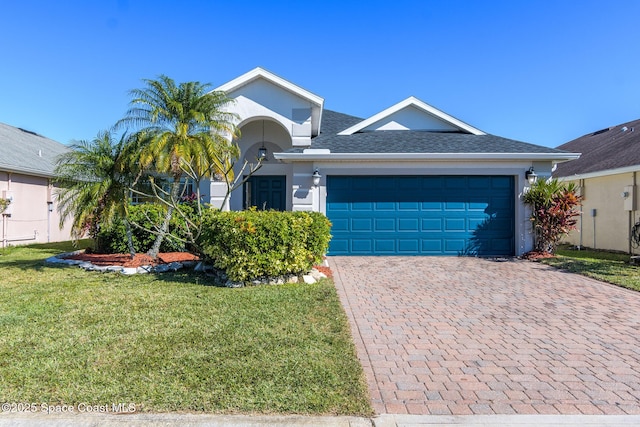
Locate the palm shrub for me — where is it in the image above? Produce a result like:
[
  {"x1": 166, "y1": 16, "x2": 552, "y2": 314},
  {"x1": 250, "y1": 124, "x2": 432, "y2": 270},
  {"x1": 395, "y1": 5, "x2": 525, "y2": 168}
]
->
[
  {"x1": 54, "y1": 131, "x2": 139, "y2": 257},
  {"x1": 95, "y1": 203, "x2": 199, "y2": 254},
  {"x1": 522, "y1": 178, "x2": 582, "y2": 253},
  {"x1": 199, "y1": 209, "x2": 332, "y2": 282}
]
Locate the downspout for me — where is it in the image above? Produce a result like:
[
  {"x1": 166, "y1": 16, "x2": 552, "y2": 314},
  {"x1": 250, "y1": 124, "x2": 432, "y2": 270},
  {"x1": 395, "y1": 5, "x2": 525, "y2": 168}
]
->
[
  {"x1": 578, "y1": 178, "x2": 584, "y2": 250},
  {"x1": 632, "y1": 172, "x2": 637, "y2": 255},
  {"x1": 2, "y1": 172, "x2": 11, "y2": 249}
]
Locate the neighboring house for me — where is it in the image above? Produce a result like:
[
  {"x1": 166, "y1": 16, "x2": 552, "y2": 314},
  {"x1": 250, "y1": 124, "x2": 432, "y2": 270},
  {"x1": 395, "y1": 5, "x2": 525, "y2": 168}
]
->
[
  {"x1": 554, "y1": 119, "x2": 640, "y2": 254},
  {"x1": 205, "y1": 67, "x2": 579, "y2": 256},
  {"x1": 0, "y1": 122, "x2": 72, "y2": 247}
]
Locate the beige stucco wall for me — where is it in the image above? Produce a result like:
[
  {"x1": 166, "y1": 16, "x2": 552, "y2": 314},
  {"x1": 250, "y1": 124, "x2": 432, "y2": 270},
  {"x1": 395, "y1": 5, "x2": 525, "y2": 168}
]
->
[
  {"x1": 561, "y1": 171, "x2": 640, "y2": 254},
  {"x1": 1, "y1": 171, "x2": 73, "y2": 247}
]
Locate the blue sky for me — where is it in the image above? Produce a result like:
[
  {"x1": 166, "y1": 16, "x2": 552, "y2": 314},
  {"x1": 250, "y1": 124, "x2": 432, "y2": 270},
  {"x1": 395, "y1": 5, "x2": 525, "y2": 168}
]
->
[{"x1": 2, "y1": 0, "x2": 640, "y2": 148}]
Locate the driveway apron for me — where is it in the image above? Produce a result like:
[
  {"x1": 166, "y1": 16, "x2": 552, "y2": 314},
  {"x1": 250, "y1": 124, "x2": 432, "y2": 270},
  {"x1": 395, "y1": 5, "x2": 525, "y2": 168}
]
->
[{"x1": 331, "y1": 256, "x2": 640, "y2": 416}]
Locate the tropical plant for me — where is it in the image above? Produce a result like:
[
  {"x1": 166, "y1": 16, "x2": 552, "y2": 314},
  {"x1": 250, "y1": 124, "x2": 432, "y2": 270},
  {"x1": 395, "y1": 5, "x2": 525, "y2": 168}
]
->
[
  {"x1": 118, "y1": 75, "x2": 239, "y2": 258},
  {"x1": 522, "y1": 178, "x2": 582, "y2": 253},
  {"x1": 54, "y1": 131, "x2": 139, "y2": 257},
  {"x1": 0, "y1": 198, "x2": 9, "y2": 214}
]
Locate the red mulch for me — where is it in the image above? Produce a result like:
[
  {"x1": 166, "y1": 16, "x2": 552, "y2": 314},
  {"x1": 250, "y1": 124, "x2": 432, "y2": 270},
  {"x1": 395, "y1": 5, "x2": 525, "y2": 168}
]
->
[
  {"x1": 521, "y1": 250, "x2": 555, "y2": 261},
  {"x1": 64, "y1": 252, "x2": 200, "y2": 268},
  {"x1": 314, "y1": 265, "x2": 333, "y2": 279},
  {"x1": 63, "y1": 252, "x2": 333, "y2": 277}
]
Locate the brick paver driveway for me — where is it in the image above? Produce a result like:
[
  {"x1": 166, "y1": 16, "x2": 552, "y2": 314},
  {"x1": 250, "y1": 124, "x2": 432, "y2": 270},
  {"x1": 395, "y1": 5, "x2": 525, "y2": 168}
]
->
[{"x1": 331, "y1": 256, "x2": 640, "y2": 416}]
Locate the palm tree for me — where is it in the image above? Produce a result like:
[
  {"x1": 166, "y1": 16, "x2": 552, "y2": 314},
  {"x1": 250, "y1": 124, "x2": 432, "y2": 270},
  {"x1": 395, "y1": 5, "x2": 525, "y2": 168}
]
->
[
  {"x1": 54, "y1": 131, "x2": 138, "y2": 258},
  {"x1": 119, "y1": 75, "x2": 238, "y2": 259}
]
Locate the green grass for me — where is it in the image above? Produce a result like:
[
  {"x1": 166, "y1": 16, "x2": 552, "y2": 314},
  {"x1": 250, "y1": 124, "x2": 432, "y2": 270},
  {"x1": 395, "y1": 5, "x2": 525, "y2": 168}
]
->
[
  {"x1": 0, "y1": 241, "x2": 372, "y2": 415},
  {"x1": 540, "y1": 246, "x2": 640, "y2": 292}
]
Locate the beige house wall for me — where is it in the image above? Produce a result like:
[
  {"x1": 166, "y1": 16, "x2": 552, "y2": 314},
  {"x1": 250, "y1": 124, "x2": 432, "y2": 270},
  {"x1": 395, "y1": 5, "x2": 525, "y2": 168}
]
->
[
  {"x1": 561, "y1": 171, "x2": 640, "y2": 254},
  {"x1": 1, "y1": 170, "x2": 73, "y2": 247}
]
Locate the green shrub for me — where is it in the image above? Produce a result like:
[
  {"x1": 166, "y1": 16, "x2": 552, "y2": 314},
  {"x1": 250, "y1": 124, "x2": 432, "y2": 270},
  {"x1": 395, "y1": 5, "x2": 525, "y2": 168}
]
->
[
  {"x1": 199, "y1": 209, "x2": 332, "y2": 282},
  {"x1": 95, "y1": 203, "x2": 199, "y2": 254}
]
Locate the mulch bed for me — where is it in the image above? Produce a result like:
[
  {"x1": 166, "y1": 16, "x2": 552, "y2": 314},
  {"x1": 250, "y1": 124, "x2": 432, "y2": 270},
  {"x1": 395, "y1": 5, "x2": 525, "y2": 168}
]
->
[
  {"x1": 521, "y1": 250, "x2": 555, "y2": 261},
  {"x1": 63, "y1": 252, "x2": 334, "y2": 277},
  {"x1": 63, "y1": 252, "x2": 200, "y2": 268}
]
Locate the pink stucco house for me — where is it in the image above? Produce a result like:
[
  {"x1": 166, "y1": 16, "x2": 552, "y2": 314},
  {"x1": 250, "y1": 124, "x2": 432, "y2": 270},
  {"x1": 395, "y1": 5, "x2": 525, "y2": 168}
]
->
[{"x1": 0, "y1": 122, "x2": 73, "y2": 247}]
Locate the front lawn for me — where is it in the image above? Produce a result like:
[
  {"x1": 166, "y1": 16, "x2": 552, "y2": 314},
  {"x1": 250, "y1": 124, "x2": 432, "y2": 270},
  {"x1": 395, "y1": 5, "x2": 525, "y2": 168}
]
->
[
  {"x1": 0, "y1": 242, "x2": 372, "y2": 415},
  {"x1": 540, "y1": 246, "x2": 640, "y2": 292}
]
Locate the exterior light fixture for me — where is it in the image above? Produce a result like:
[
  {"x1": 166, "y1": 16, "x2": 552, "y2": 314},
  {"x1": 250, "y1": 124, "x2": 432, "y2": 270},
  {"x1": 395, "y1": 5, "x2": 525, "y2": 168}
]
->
[
  {"x1": 258, "y1": 120, "x2": 268, "y2": 161},
  {"x1": 258, "y1": 144, "x2": 267, "y2": 161},
  {"x1": 525, "y1": 167, "x2": 538, "y2": 185},
  {"x1": 312, "y1": 169, "x2": 321, "y2": 187},
  {"x1": 47, "y1": 201, "x2": 54, "y2": 212}
]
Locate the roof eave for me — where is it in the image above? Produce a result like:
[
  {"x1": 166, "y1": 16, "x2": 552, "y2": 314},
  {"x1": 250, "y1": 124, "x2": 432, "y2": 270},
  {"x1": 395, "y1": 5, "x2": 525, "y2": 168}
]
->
[
  {"x1": 0, "y1": 164, "x2": 56, "y2": 178},
  {"x1": 556, "y1": 163, "x2": 640, "y2": 180},
  {"x1": 274, "y1": 152, "x2": 581, "y2": 162}
]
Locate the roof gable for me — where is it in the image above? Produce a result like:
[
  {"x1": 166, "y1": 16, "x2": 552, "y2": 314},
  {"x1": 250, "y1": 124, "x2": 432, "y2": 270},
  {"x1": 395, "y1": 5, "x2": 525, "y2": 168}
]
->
[
  {"x1": 216, "y1": 67, "x2": 324, "y2": 136},
  {"x1": 338, "y1": 96, "x2": 485, "y2": 136}
]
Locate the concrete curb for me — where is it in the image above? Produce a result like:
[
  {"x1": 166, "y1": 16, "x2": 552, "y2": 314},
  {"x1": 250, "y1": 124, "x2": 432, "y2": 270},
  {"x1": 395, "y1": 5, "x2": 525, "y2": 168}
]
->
[
  {"x1": 3, "y1": 413, "x2": 640, "y2": 426},
  {"x1": 0, "y1": 413, "x2": 371, "y2": 427},
  {"x1": 373, "y1": 414, "x2": 640, "y2": 426}
]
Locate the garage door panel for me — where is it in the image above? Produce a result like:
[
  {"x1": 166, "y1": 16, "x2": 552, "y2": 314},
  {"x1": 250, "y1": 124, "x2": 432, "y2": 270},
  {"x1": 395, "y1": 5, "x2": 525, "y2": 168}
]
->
[
  {"x1": 421, "y1": 201, "x2": 442, "y2": 210},
  {"x1": 326, "y1": 176, "x2": 514, "y2": 256},
  {"x1": 398, "y1": 202, "x2": 419, "y2": 211},
  {"x1": 398, "y1": 240, "x2": 419, "y2": 252},
  {"x1": 351, "y1": 239, "x2": 373, "y2": 252},
  {"x1": 444, "y1": 176, "x2": 467, "y2": 188},
  {"x1": 375, "y1": 239, "x2": 396, "y2": 252},
  {"x1": 352, "y1": 218, "x2": 373, "y2": 231},
  {"x1": 398, "y1": 218, "x2": 419, "y2": 231},
  {"x1": 375, "y1": 202, "x2": 395, "y2": 210},
  {"x1": 331, "y1": 218, "x2": 349, "y2": 231},
  {"x1": 445, "y1": 239, "x2": 466, "y2": 252},
  {"x1": 469, "y1": 177, "x2": 491, "y2": 188},
  {"x1": 352, "y1": 202, "x2": 373, "y2": 211},
  {"x1": 421, "y1": 240, "x2": 443, "y2": 253},
  {"x1": 444, "y1": 201, "x2": 466, "y2": 210},
  {"x1": 422, "y1": 218, "x2": 442, "y2": 231},
  {"x1": 375, "y1": 218, "x2": 395, "y2": 231}
]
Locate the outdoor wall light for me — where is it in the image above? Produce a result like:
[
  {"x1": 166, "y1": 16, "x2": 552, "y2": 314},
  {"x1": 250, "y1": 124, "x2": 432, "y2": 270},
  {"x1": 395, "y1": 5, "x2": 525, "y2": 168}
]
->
[
  {"x1": 312, "y1": 169, "x2": 321, "y2": 187},
  {"x1": 525, "y1": 167, "x2": 538, "y2": 185},
  {"x1": 258, "y1": 120, "x2": 268, "y2": 161},
  {"x1": 258, "y1": 144, "x2": 267, "y2": 161}
]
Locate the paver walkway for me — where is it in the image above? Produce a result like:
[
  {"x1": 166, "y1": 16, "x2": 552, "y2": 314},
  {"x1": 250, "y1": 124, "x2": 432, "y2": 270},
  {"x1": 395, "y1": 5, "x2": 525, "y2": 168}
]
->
[{"x1": 331, "y1": 256, "x2": 640, "y2": 416}]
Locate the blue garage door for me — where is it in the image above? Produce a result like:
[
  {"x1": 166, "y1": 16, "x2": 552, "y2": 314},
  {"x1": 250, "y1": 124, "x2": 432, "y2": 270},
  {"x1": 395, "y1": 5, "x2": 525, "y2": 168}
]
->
[{"x1": 326, "y1": 176, "x2": 514, "y2": 256}]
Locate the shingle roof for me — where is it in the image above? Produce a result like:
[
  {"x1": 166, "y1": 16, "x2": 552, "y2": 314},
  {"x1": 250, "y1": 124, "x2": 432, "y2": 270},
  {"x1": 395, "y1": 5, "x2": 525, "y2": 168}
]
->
[
  {"x1": 318, "y1": 110, "x2": 363, "y2": 136},
  {"x1": 0, "y1": 122, "x2": 69, "y2": 177},
  {"x1": 295, "y1": 109, "x2": 570, "y2": 155},
  {"x1": 554, "y1": 118, "x2": 640, "y2": 177}
]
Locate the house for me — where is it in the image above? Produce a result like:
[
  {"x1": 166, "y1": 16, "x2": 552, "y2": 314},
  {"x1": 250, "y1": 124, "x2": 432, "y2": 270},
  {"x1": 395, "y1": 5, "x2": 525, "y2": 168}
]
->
[
  {"x1": 206, "y1": 67, "x2": 580, "y2": 256},
  {"x1": 0, "y1": 122, "x2": 72, "y2": 247},
  {"x1": 554, "y1": 119, "x2": 640, "y2": 254}
]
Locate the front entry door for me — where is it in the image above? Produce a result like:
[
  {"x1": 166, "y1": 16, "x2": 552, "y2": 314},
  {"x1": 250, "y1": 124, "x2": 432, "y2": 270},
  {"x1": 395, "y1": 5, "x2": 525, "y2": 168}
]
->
[{"x1": 245, "y1": 175, "x2": 286, "y2": 211}]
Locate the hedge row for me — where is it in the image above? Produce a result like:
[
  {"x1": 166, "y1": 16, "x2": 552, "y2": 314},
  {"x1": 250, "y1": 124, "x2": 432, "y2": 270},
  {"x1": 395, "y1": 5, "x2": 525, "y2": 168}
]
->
[
  {"x1": 95, "y1": 205, "x2": 333, "y2": 282},
  {"x1": 199, "y1": 209, "x2": 332, "y2": 282}
]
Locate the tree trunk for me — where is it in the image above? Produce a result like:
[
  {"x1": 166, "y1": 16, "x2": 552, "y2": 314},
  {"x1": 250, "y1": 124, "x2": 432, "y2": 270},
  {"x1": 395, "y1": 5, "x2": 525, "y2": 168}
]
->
[
  {"x1": 124, "y1": 218, "x2": 136, "y2": 259},
  {"x1": 147, "y1": 179, "x2": 181, "y2": 259}
]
